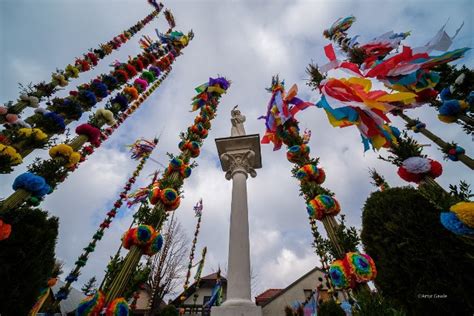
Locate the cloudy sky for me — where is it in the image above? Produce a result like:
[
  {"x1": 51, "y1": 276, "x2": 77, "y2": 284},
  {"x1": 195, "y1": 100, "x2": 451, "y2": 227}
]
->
[{"x1": 1, "y1": 0, "x2": 473, "y2": 300}]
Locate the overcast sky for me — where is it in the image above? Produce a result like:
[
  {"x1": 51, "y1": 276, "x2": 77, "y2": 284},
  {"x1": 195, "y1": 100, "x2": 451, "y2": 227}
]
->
[{"x1": 1, "y1": 0, "x2": 472, "y2": 300}]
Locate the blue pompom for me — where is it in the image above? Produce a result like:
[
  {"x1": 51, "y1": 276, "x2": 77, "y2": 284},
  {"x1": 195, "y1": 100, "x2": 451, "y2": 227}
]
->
[
  {"x1": 439, "y1": 87, "x2": 451, "y2": 102},
  {"x1": 91, "y1": 81, "x2": 109, "y2": 98},
  {"x1": 149, "y1": 66, "x2": 161, "y2": 77},
  {"x1": 440, "y1": 212, "x2": 474, "y2": 235},
  {"x1": 467, "y1": 91, "x2": 474, "y2": 106},
  {"x1": 78, "y1": 90, "x2": 97, "y2": 107},
  {"x1": 102, "y1": 75, "x2": 119, "y2": 90},
  {"x1": 44, "y1": 112, "x2": 66, "y2": 130},
  {"x1": 112, "y1": 94, "x2": 129, "y2": 111},
  {"x1": 12, "y1": 172, "x2": 50, "y2": 197},
  {"x1": 60, "y1": 99, "x2": 83, "y2": 119},
  {"x1": 439, "y1": 100, "x2": 462, "y2": 116}
]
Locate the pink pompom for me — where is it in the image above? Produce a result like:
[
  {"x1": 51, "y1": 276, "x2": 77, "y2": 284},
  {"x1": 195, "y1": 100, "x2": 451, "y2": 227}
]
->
[
  {"x1": 134, "y1": 78, "x2": 148, "y2": 91},
  {"x1": 5, "y1": 114, "x2": 18, "y2": 123},
  {"x1": 76, "y1": 123, "x2": 101, "y2": 147},
  {"x1": 0, "y1": 106, "x2": 7, "y2": 115}
]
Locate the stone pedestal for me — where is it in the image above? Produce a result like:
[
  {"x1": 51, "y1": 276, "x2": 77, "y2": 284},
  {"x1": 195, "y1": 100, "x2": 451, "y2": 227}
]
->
[{"x1": 212, "y1": 134, "x2": 262, "y2": 316}]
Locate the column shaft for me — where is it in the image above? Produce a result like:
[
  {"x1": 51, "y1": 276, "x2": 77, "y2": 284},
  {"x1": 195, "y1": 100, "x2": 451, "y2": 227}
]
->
[{"x1": 226, "y1": 169, "x2": 251, "y2": 302}]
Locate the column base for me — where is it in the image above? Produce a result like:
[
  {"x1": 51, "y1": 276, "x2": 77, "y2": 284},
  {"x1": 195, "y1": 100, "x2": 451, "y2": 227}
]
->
[{"x1": 211, "y1": 302, "x2": 262, "y2": 316}]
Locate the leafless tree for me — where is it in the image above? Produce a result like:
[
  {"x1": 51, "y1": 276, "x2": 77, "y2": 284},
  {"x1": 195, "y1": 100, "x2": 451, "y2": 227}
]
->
[{"x1": 147, "y1": 214, "x2": 189, "y2": 314}]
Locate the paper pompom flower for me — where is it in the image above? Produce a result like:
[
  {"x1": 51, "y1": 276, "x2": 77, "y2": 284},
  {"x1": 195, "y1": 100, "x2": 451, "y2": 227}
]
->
[
  {"x1": 149, "y1": 183, "x2": 161, "y2": 205},
  {"x1": 345, "y1": 252, "x2": 377, "y2": 282},
  {"x1": 111, "y1": 94, "x2": 129, "y2": 111},
  {"x1": 189, "y1": 123, "x2": 209, "y2": 139},
  {"x1": 18, "y1": 128, "x2": 48, "y2": 142},
  {"x1": 12, "y1": 172, "x2": 51, "y2": 197},
  {"x1": 450, "y1": 201, "x2": 474, "y2": 228},
  {"x1": 295, "y1": 164, "x2": 325, "y2": 184},
  {"x1": 106, "y1": 297, "x2": 129, "y2": 316},
  {"x1": 0, "y1": 219, "x2": 12, "y2": 241},
  {"x1": 144, "y1": 233, "x2": 163, "y2": 256},
  {"x1": 0, "y1": 143, "x2": 22, "y2": 166},
  {"x1": 123, "y1": 86, "x2": 139, "y2": 100},
  {"x1": 122, "y1": 225, "x2": 156, "y2": 249},
  {"x1": 113, "y1": 69, "x2": 129, "y2": 84},
  {"x1": 286, "y1": 144, "x2": 310, "y2": 163},
  {"x1": 180, "y1": 165, "x2": 192, "y2": 178},
  {"x1": 95, "y1": 108, "x2": 116, "y2": 126},
  {"x1": 141, "y1": 70, "x2": 156, "y2": 84},
  {"x1": 329, "y1": 259, "x2": 351, "y2": 288},
  {"x1": 438, "y1": 99, "x2": 468, "y2": 116},
  {"x1": 194, "y1": 114, "x2": 211, "y2": 129},
  {"x1": 201, "y1": 105, "x2": 216, "y2": 119},
  {"x1": 78, "y1": 90, "x2": 97, "y2": 108},
  {"x1": 398, "y1": 157, "x2": 443, "y2": 183},
  {"x1": 76, "y1": 123, "x2": 101, "y2": 147},
  {"x1": 306, "y1": 195, "x2": 340, "y2": 220},
  {"x1": 160, "y1": 188, "x2": 180, "y2": 211},
  {"x1": 440, "y1": 212, "x2": 474, "y2": 235},
  {"x1": 169, "y1": 157, "x2": 183, "y2": 170},
  {"x1": 179, "y1": 140, "x2": 200, "y2": 158},
  {"x1": 134, "y1": 78, "x2": 148, "y2": 92},
  {"x1": 402, "y1": 157, "x2": 431, "y2": 174},
  {"x1": 49, "y1": 144, "x2": 81, "y2": 167},
  {"x1": 91, "y1": 81, "x2": 109, "y2": 98},
  {"x1": 76, "y1": 291, "x2": 105, "y2": 316},
  {"x1": 446, "y1": 146, "x2": 465, "y2": 161}
]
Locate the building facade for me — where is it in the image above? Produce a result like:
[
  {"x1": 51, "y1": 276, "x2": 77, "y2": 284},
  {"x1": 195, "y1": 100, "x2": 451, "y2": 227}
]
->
[{"x1": 255, "y1": 267, "x2": 334, "y2": 316}]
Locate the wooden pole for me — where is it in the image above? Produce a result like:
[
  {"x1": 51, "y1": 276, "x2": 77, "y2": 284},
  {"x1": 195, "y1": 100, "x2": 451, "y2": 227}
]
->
[{"x1": 398, "y1": 112, "x2": 474, "y2": 170}]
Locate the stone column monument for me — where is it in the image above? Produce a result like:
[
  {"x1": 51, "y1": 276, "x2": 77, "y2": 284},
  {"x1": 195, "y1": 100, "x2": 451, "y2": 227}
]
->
[{"x1": 212, "y1": 106, "x2": 262, "y2": 316}]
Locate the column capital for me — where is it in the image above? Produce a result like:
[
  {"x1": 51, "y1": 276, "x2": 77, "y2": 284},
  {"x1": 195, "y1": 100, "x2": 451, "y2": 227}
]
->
[{"x1": 220, "y1": 150, "x2": 257, "y2": 180}]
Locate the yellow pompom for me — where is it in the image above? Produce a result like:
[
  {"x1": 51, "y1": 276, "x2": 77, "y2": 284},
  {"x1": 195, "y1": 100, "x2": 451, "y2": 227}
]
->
[
  {"x1": 67, "y1": 152, "x2": 81, "y2": 167},
  {"x1": 4, "y1": 146, "x2": 17, "y2": 156},
  {"x1": 12, "y1": 153, "x2": 22, "y2": 164},
  {"x1": 438, "y1": 114, "x2": 457, "y2": 123},
  {"x1": 0, "y1": 144, "x2": 22, "y2": 165},
  {"x1": 50, "y1": 144, "x2": 71, "y2": 158},
  {"x1": 95, "y1": 108, "x2": 116, "y2": 126},
  {"x1": 18, "y1": 128, "x2": 33, "y2": 137},
  {"x1": 33, "y1": 129, "x2": 48, "y2": 141},
  {"x1": 450, "y1": 201, "x2": 474, "y2": 228},
  {"x1": 459, "y1": 100, "x2": 469, "y2": 111}
]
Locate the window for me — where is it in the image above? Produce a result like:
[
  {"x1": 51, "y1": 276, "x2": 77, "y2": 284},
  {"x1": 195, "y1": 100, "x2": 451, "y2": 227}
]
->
[
  {"x1": 203, "y1": 295, "x2": 212, "y2": 306},
  {"x1": 303, "y1": 289, "x2": 313, "y2": 300}
]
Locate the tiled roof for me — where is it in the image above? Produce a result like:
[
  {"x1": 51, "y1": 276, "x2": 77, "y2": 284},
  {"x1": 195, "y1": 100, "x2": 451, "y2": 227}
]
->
[{"x1": 255, "y1": 289, "x2": 283, "y2": 306}]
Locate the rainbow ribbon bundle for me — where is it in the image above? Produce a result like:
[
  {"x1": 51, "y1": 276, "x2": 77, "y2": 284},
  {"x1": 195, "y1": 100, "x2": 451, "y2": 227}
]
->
[
  {"x1": 260, "y1": 79, "x2": 314, "y2": 150},
  {"x1": 320, "y1": 18, "x2": 470, "y2": 104},
  {"x1": 128, "y1": 138, "x2": 158, "y2": 160},
  {"x1": 323, "y1": 15, "x2": 356, "y2": 42},
  {"x1": 156, "y1": 29, "x2": 191, "y2": 49},
  {"x1": 316, "y1": 77, "x2": 411, "y2": 150},
  {"x1": 191, "y1": 77, "x2": 231, "y2": 111}
]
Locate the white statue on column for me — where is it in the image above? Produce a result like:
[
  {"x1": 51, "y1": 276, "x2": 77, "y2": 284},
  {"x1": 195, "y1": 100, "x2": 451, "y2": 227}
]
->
[
  {"x1": 213, "y1": 106, "x2": 262, "y2": 316},
  {"x1": 231, "y1": 105, "x2": 246, "y2": 137}
]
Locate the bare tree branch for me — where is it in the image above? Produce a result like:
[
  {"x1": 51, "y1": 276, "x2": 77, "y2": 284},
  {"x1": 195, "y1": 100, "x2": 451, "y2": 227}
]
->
[{"x1": 147, "y1": 218, "x2": 189, "y2": 314}]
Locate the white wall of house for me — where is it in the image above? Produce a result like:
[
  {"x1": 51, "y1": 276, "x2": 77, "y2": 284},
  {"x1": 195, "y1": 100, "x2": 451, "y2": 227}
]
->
[
  {"x1": 183, "y1": 287, "x2": 213, "y2": 305},
  {"x1": 135, "y1": 289, "x2": 152, "y2": 310},
  {"x1": 262, "y1": 269, "x2": 326, "y2": 316}
]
